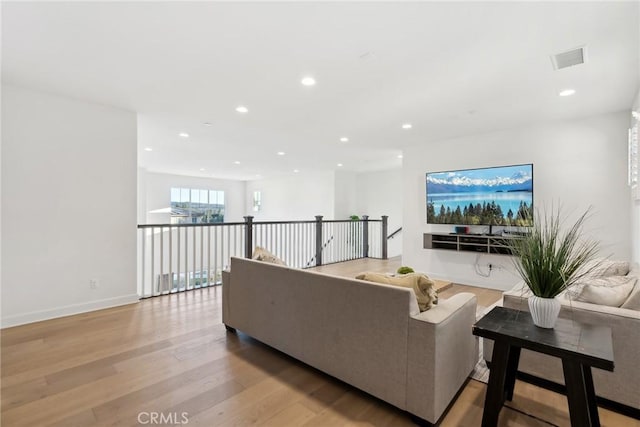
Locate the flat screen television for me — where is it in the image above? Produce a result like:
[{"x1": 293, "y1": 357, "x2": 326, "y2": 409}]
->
[{"x1": 426, "y1": 163, "x2": 533, "y2": 226}]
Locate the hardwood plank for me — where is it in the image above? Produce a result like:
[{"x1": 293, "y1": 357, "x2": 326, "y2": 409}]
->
[{"x1": 2, "y1": 258, "x2": 637, "y2": 427}]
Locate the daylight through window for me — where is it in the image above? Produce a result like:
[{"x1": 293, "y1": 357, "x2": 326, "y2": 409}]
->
[
  {"x1": 170, "y1": 188, "x2": 225, "y2": 224},
  {"x1": 253, "y1": 191, "x2": 262, "y2": 212}
]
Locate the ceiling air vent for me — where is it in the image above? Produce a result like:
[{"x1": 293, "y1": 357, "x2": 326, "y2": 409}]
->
[{"x1": 551, "y1": 46, "x2": 586, "y2": 70}]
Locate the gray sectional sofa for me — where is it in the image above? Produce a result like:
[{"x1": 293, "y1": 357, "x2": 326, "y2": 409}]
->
[{"x1": 222, "y1": 257, "x2": 478, "y2": 424}]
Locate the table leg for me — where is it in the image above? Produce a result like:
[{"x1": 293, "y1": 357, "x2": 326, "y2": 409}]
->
[
  {"x1": 582, "y1": 365, "x2": 600, "y2": 425},
  {"x1": 504, "y1": 346, "x2": 521, "y2": 401},
  {"x1": 482, "y1": 340, "x2": 511, "y2": 427},
  {"x1": 562, "y1": 359, "x2": 599, "y2": 427}
]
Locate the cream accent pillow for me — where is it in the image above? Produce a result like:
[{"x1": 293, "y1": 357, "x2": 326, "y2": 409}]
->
[
  {"x1": 567, "y1": 276, "x2": 636, "y2": 307},
  {"x1": 355, "y1": 272, "x2": 437, "y2": 312},
  {"x1": 251, "y1": 246, "x2": 286, "y2": 266},
  {"x1": 579, "y1": 259, "x2": 630, "y2": 278},
  {"x1": 621, "y1": 282, "x2": 640, "y2": 311}
]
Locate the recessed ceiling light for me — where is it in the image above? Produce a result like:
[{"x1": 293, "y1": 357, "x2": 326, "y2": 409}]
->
[
  {"x1": 559, "y1": 89, "x2": 576, "y2": 97},
  {"x1": 402, "y1": 123, "x2": 412, "y2": 130},
  {"x1": 340, "y1": 137, "x2": 349, "y2": 142},
  {"x1": 277, "y1": 151, "x2": 286, "y2": 156},
  {"x1": 144, "y1": 147, "x2": 153, "y2": 152},
  {"x1": 234, "y1": 160, "x2": 241, "y2": 165},
  {"x1": 179, "y1": 132, "x2": 190, "y2": 138},
  {"x1": 203, "y1": 122, "x2": 212, "y2": 126},
  {"x1": 235, "y1": 105, "x2": 249, "y2": 113},
  {"x1": 301, "y1": 76, "x2": 316, "y2": 86},
  {"x1": 199, "y1": 168, "x2": 206, "y2": 171},
  {"x1": 337, "y1": 163, "x2": 343, "y2": 167},
  {"x1": 293, "y1": 169, "x2": 300, "y2": 173},
  {"x1": 397, "y1": 154, "x2": 403, "y2": 159}
]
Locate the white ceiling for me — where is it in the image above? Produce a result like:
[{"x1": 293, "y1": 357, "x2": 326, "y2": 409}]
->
[{"x1": 2, "y1": 2, "x2": 638, "y2": 180}]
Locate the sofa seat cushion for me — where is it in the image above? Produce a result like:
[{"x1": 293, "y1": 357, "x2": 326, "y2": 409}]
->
[{"x1": 355, "y1": 272, "x2": 437, "y2": 311}]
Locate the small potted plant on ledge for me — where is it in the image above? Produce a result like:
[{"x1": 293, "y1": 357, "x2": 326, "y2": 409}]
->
[{"x1": 506, "y1": 206, "x2": 600, "y2": 328}]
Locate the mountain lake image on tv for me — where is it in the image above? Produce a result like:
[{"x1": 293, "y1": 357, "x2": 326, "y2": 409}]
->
[{"x1": 426, "y1": 164, "x2": 533, "y2": 226}]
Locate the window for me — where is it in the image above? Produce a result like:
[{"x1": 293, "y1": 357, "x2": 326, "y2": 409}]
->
[
  {"x1": 253, "y1": 190, "x2": 262, "y2": 212},
  {"x1": 170, "y1": 187, "x2": 225, "y2": 224}
]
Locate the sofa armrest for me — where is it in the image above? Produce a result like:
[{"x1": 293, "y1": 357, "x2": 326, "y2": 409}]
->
[
  {"x1": 406, "y1": 292, "x2": 478, "y2": 423},
  {"x1": 411, "y1": 293, "x2": 477, "y2": 324}
]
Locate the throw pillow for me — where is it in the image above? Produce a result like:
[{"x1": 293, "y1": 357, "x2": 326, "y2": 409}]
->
[
  {"x1": 621, "y1": 281, "x2": 640, "y2": 311},
  {"x1": 566, "y1": 276, "x2": 636, "y2": 307},
  {"x1": 578, "y1": 259, "x2": 630, "y2": 278},
  {"x1": 355, "y1": 272, "x2": 437, "y2": 311},
  {"x1": 251, "y1": 246, "x2": 286, "y2": 266}
]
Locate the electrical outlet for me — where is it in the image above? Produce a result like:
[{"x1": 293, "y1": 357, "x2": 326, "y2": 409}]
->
[{"x1": 89, "y1": 279, "x2": 100, "y2": 289}]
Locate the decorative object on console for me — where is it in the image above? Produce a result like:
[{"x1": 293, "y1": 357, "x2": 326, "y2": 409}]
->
[{"x1": 504, "y1": 206, "x2": 600, "y2": 328}]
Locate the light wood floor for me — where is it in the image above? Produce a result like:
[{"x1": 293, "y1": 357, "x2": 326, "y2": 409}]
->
[{"x1": 2, "y1": 259, "x2": 638, "y2": 426}]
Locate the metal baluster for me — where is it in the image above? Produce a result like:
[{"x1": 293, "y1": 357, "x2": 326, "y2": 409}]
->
[
  {"x1": 160, "y1": 226, "x2": 165, "y2": 294},
  {"x1": 141, "y1": 229, "x2": 146, "y2": 297},
  {"x1": 192, "y1": 226, "x2": 196, "y2": 290},
  {"x1": 233, "y1": 224, "x2": 237, "y2": 258},
  {"x1": 151, "y1": 227, "x2": 155, "y2": 296},
  {"x1": 177, "y1": 227, "x2": 181, "y2": 291},
  {"x1": 184, "y1": 226, "x2": 189, "y2": 291},
  {"x1": 287, "y1": 224, "x2": 291, "y2": 264},
  {"x1": 169, "y1": 226, "x2": 173, "y2": 292},
  {"x1": 225, "y1": 228, "x2": 231, "y2": 265},
  {"x1": 200, "y1": 226, "x2": 204, "y2": 288},
  {"x1": 207, "y1": 226, "x2": 211, "y2": 287},
  {"x1": 213, "y1": 226, "x2": 218, "y2": 285}
]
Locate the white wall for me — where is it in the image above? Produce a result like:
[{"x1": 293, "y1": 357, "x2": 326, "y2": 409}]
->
[
  {"x1": 356, "y1": 169, "x2": 403, "y2": 258},
  {"x1": 403, "y1": 111, "x2": 631, "y2": 290},
  {"x1": 245, "y1": 171, "x2": 335, "y2": 221},
  {"x1": 2, "y1": 85, "x2": 138, "y2": 327},
  {"x1": 631, "y1": 90, "x2": 640, "y2": 264},
  {"x1": 141, "y1": 170, "x2": 246, "y2": 224},
  {"x1": 334, "y1": 170, "x2": 358, "y2": 220}
]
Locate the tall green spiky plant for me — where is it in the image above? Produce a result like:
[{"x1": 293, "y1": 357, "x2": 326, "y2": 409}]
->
[{"x1": 507, "y1": 207, "x2": 600, "y2": 298}]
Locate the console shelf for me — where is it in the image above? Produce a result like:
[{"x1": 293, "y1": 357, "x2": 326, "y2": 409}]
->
[{"x1": 423, "y1": 233, "x2": 518, "y2": 255}]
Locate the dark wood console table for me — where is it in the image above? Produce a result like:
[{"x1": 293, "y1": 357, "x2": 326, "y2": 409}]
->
[{"x1": 472, "y1": 306, "x2": 614, "y2": 427}]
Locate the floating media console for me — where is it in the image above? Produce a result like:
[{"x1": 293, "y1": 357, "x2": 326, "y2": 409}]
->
[{"x1": 423, "y1": 233, "x2": 519, "y2": 255}]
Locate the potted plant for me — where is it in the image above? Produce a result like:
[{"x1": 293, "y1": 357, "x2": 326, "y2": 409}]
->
[{"x1": 506, "y1": 207, "x2": 600, "y2": 328}]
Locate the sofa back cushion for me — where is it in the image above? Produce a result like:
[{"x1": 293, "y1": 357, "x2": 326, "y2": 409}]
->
[{"x1": 226, "y1": 257, "x2": 416, "y2": 408}]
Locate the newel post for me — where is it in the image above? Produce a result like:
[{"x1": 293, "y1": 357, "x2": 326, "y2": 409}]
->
[
  {"x1": 315, "y1": 215, "x2": 323, "y2": 267},
  {"x1": 381, "y1": 215, "x2": 388, "y2": 259},
  {"x1": 244, "y1": 216, "x2": 254, "y2": 259},
  {"x1": 362, "y1": 215, "x2": 369, "y2": 258}
]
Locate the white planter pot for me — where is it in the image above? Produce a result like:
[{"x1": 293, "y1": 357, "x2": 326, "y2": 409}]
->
[{"x1": 528, "y1": 296, "x2": 561, "y2": 329}]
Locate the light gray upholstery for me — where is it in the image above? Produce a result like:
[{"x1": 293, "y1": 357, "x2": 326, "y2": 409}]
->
[
  {"x1": 484, "y1": 282, "x2": 640, "y2": 411},
  {"x1": 223, "y1": 257, "x2": 478, "y2": 423}
]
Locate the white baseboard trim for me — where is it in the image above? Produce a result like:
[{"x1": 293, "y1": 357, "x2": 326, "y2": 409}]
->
[{"x1": 1, "y1": 294, "x2": 140, "y2": 328}]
